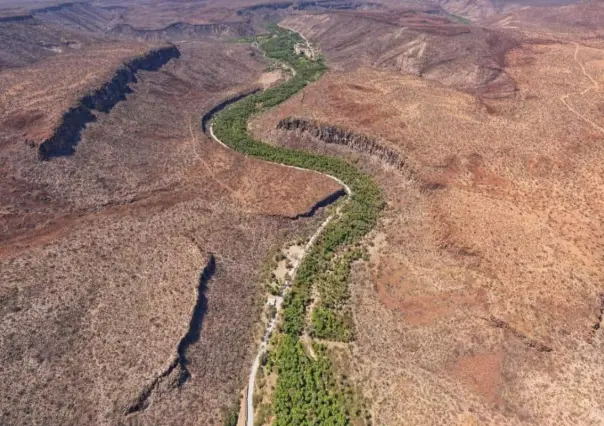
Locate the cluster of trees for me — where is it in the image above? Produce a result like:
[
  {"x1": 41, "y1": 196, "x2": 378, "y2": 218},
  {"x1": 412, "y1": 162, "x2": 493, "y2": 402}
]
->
[
  {"x1": 309, "y1": 248, "x2": 363, "y2": 341},
  {"x1": 271, "y1": 335, "x2": 348, "y2": 426},
  {"x1": 213, "y1": 26, "x2": 381, "y2": 426}
]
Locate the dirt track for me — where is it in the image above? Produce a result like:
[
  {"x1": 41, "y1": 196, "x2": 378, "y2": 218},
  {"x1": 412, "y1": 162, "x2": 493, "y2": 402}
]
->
[
  {"x1": 210, "y1": 120, "x2": 350, "y2": 426},
  {"x1": 559, "y1": 42, "x2": 604, "y2": 134}
]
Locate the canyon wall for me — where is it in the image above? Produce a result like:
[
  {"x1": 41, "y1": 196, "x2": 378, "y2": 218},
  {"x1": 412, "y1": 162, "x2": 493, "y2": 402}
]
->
[
  {"x1": 38, "y1": 45, "x2": 180, "y2": 160},
  {"x1": 277, "y1": 117, "x2": 407, "y2": 170},
  {"x1": 110, "y1": 21, "x2": 254, "y2": 41}
]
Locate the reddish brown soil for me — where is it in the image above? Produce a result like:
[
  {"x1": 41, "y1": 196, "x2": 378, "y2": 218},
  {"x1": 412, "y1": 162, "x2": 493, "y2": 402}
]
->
[
  {"x1": 252, "y1": 16, "x2": 604, "y2": 423},
  {"x1": 451, "y1": 351, "x2": 505, "y2": 404},
  {"x1": 4, "y1": 0, "x2": 604, "y2": 425},
  {"x1": 0, "y1": 39, "x2": 340, "y2": 426}
]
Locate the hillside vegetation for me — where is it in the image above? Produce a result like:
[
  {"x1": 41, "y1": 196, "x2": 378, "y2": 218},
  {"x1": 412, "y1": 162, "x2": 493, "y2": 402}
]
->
[{"x1": 213, "y1": 26, "x2": 383, "y2": 425}]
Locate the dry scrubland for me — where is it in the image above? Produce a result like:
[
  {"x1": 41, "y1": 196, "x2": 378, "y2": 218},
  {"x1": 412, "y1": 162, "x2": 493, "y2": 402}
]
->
[
  {"x1": 252, "y1": 19, "x2": 604, "y2": 424},
  {"x1": 279, "y1": 12, "x2": 518, "y2": 97},
  {"x1": 84, "y1": 0, "x2": 275, "y2": 29},
  {"x1": 487, "y1": 1, "x2": 604, "y2": 39},
  {"x1": 3, "y1": 0, "x2": 604, "y2": 425},
  {"x1": 0, "y1": 39, "x2": 341, "y2": 425},
  {"x1": 95, "y1": 0, "x2": 242, "y2": 29}
]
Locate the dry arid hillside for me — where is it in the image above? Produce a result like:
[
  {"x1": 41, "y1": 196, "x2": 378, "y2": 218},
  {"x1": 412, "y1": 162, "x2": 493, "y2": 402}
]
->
[
  {"x1": 2, "y1": 0, "x2": 604, "y2": 425},
  {"x1": 251, "y1": 5, "x2": 604, "y2": 424},
  {"x1": 279, "y1": 11, "x2": 519, "y2": 97},
  {"x1": 0, "y1": 4, "x2": 343, "y2": 425},
  {"x1": 1, "y1": 46, "x2": 341, "y2": 426},
  {"x1": 487, "y1": 0, "x2": 604, "y2": 39}
]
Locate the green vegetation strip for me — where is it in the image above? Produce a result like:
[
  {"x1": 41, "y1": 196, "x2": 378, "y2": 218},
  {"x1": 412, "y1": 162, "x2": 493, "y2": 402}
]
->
[
  {"x1": 445, "y1": 12, "x2": 472, "y2": 25},
  {"x1": 213, "y1": 26, "x2": 382, "y2": 426}
]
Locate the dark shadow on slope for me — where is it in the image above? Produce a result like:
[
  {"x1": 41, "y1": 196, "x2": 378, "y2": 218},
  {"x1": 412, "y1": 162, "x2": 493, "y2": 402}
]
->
[
  {"x1": 176, "y1": 253, "x2": 216, "y2": 386},
  {"x1": 125, "y1": 255, "x2": 216, "y2": 415},
  {"x1": 293, "y1": 189, "x2": 346, "y2": 219},
  {"x1": 39, "y1": 45, "x2": 180, "y2": 160},
  {"x1": 201, "y1": 88, "x2": 261, "y2": 133}
]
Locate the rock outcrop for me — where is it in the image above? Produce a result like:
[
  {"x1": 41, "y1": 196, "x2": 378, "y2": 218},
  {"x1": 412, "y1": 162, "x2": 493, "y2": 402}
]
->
[
  {"x1": 110, "y1": 21, "x2": 254, "y2": 41},
  {"x1": 0, "y1": 14, "x2": 34, "y2": 23},
  {"x1": 277, "y1": 117, "x2": 406, "y2": 170},
  {"x1": 38, "y1": 45, "x2": 180, "y2": 160},
  {"x1": 236, "y1": 2, "x2": 293, "y2": 15},
  {"x1": 296, "y1": 1, "x2": 383, "y2": 11}
]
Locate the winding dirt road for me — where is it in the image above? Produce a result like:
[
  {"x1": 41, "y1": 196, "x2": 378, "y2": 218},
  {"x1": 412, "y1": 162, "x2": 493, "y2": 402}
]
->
[
  {"x1": 206, "y1": 26, "x2": 353, "y2": 426},
  {"x1": 559, "y1": 42, "x2": 604, "y2": 134},
  {"x1": 209, "y1": 122, "x2": 350, "y2": 426}
]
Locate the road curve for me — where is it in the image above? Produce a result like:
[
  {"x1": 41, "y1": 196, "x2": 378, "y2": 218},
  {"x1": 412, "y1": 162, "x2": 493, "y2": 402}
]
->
[
  {"x1": 209, "y1": 26, "x2": 352, "y2": 426},
  {"x1": 209, "y1": 122, "x2": 351, "y2": 426},
  {"x1": 559, "y1": 42, "x2": 604, "y2": 134}
]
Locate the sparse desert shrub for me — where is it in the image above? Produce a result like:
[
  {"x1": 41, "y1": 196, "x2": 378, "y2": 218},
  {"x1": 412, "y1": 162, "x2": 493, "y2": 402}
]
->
[
  {"x1": 255, "y1": 403, "x2": 273, "y2": 426},
  {"x1": 253, "y1": 391, "x2": 265, "y2": 409},
  {"x1": 267, "y1": 304, "x2": 277, "y2": 320},
  {"x1": 222, "y1": 402, "x2": 240, "y2": 426}
]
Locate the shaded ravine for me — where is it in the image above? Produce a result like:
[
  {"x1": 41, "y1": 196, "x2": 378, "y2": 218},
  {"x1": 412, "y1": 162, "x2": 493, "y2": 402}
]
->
[
  {"x1": 39, "y1": 45, "x2": 180, "y2": 160},
  {"x1": 175, "y1": 254, "x2": 216, "y2": 386},
  {"x1": 125, "y1": 255, "x2": 216, "y2": 415}
]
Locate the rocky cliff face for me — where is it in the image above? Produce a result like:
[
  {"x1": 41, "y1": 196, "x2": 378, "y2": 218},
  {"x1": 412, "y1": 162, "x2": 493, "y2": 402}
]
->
[
  {"x1": 201, "y1": 88, "x2": 261, "y2": 133},
  {"x1": 296, "y1": 0, "x2": 383, "y2": 11},
  {"x1": 234, "y1": 0, "x2": 380, "y2": 16},
  {"x1": 237, "y1": 2, "x2": 293, "y2": 15},
  {"x1": 277, "y1": 117, "x2": 407, "y2": 170},
  {"x1": 39, "y1": 45, "x2": 180, "y2": 160},
  {"x1": 110, "y1": 21, "x2": 254, "y2": 41},
  {"x1": 0, "y1": 14, "x2": 34, "y2": 23}
]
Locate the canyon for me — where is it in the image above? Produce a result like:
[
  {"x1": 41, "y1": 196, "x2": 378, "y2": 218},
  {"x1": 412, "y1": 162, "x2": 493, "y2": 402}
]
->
[
  {"x1": 2, "y1": 0, "x2": 604, "y2": 425},
  {"x1": 0, "y1": 9, "x2": 342, "y2": 425},
  {"x1": 39, "y1": 45, "x2": 180, "y2": 159}
]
